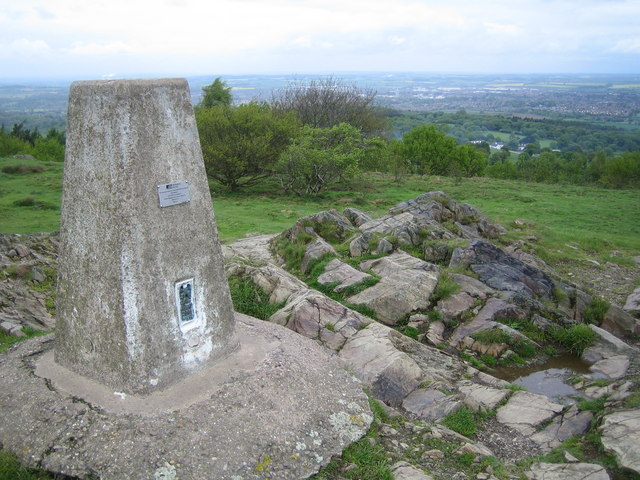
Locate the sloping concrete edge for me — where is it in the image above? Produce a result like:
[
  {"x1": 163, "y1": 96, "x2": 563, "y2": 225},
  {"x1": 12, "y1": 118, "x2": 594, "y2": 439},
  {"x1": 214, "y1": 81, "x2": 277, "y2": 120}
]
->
[{"x1": 0, "y1": 313, "x2": 372, "y2": 480}]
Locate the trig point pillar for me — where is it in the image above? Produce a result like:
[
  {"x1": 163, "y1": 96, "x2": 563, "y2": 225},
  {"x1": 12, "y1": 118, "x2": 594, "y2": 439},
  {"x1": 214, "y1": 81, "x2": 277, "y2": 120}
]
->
[{"x1": 55, "y1": 78, "x2": 236, "y2": 394}]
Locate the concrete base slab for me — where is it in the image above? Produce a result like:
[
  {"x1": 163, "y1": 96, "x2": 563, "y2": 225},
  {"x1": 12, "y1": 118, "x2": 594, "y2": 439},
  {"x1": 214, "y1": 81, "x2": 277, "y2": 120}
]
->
[{"x1": 0, "y1": 313, "x2": 371, "y2": 479}]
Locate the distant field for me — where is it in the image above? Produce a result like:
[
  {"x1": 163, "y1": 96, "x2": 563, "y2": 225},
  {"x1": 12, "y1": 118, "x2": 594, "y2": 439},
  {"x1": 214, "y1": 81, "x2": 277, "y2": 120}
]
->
[{"x1": 2, "y1": 156, "x2": 638, "y2": 271}]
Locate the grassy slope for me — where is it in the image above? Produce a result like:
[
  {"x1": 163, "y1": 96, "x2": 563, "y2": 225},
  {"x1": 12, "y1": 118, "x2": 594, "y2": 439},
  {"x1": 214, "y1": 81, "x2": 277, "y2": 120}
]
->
[{"x1": 1, "y1": 157, "x2": 639, "y2": 266}]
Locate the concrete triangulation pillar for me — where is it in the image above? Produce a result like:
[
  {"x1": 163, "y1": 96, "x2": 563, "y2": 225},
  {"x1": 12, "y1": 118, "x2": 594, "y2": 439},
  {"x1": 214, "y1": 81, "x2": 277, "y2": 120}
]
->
[{"x1": 55, "y1": 78, "x2": 236, "y2": 394}]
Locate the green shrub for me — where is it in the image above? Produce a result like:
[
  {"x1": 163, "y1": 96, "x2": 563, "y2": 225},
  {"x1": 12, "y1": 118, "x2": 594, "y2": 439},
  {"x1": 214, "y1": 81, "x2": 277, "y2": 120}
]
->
[
  {"x1": 402, "y1": 325, "x2": 420, "y2": 340},
  {"x1": 443, "y1": 407, "x2": 477, "y2": 437},
  {"x1": 549, "y1": 324, "x2": 597, "y2": 356},
  {"x1": 583, "y1": 298, "x2": 610, "y2": 325},
  {"x1": 431, "y1": 271, "x2": 460, "y2": 303},
  {"x1": 471, "y1": 327, "x2": 511, "y2": 345},
  {"x1": 1, "y1": 164, "x2": 44, "y2": 174}
]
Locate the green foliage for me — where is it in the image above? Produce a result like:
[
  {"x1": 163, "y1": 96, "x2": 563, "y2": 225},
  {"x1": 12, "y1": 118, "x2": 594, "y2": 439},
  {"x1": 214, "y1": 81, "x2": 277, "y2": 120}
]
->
[
  {"x1": 400, "y1": 125, "x2": 488, "y2": 177},
  {"x1": 402, "y1": 325, "x2": 420, "y2": 340},
  {"x1": 583, "y1": 298, "x2": 610, "y2": 325},
  {"x1": 442, "y1": 407, "x2": 478, "y2": 437},
  {"x1": 624, "y1": 392, "x2": 640, "y2": 409},
  {"x1": 198, "y1": 77, "x2": 233, "y2": 108},
  {"x1": 196, "y1": 102, "x2": 300, "y2": 190},
  {"x1": 276, "y1": 123, "x2": 365, "y2": 196},
  {"x1": 600, "y1": 151, "x2": 640, "y2": 188},
  {"x1": 549, "y1": 324, "x2": 597, "y2": 356},
  {"x1": 431, "y1": 272, "x2": 460, "y2": 303},
  {"x1": 401, "y1": 125, "x2": 458, "y2": 175},
  {"x1": 471, "y1": 328, "x2": 512, "y2": 346},
  {"x1": 32, "y1": 137, "x2": 64, "y2": 162},
  {"x1": 577, "y1": 395, "x2": 608, "y2": 413},
  {"x1": 227, "y1": 276, "x2": 284, "y2": 320}
]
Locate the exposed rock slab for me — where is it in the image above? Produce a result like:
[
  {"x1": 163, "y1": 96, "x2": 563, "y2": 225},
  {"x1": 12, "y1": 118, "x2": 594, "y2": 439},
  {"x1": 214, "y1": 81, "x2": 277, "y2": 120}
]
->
[
  {"x1": 392, "y1": 461, "x2": 434, "y2": 480},
  {"x1": 339, "y1": 322, "x2": 422, "y2": 406},
  {"x1": 0, "y1": 314, "x2": 371, "y2": 480},
  {"x1": 623, "y1": 285, "x2": 640, "y2": 315},
  {"x1": 317, "y1": 258, "x2": 372, "y2": 292},
  {"x1": 530, "y1": 405, "x2": 593, "y2": 452},
  {"x1": 454, "y1": 240, "x2": 555, "y2": 299},
  {"x1": 402, "y1": 389, "x2": 461, "y2": 421},
  {"x1": 600, "y1": 408, "x2": 640, "y2": 474},
  {"x1": 582, "y1": 325, "x2": 635, "y2": 365},
  {"x1": 347, "y1": 253, "x2": 439, "y2": 325},
  {"x1": 601, "y1": 304, "x2": 640, "y2": 337},
  {"x1": 527, "y1": 462, "x2": 610, "y2": 480},
  {"x1": 589, "y1": 355, "x2": 630, "y2": 380},
  {"x1": 224, "y1": 233, "x2": 278, "y2": 264},
  {"x1": 301, "y1": 237, "x2": 337, "y2": 273},
  {"x1": 496, "y1": 391, "x2": 564, "y2": 436},
  {"x1": 458, "y1": 381, "x2": 509, "y2": 412},
  {"x1": 269, "y1": 289, "x2": 370, "y2": 351}
]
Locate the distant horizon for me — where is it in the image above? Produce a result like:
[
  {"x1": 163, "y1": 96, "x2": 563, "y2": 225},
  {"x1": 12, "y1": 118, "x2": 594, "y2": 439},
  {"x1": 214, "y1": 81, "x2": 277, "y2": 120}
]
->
[{"x1": 2, "y1": 71, "x2": 640, "y2": 84}]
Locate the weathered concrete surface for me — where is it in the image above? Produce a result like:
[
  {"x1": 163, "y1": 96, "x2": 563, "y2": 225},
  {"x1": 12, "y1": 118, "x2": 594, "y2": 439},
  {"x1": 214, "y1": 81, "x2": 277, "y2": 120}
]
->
[
  {"x1": 0, "y1": 314, "x2": 371, "y2": 480},
  {"x1": 57, "y1": 78, "x2": 235, "y2": 395}
]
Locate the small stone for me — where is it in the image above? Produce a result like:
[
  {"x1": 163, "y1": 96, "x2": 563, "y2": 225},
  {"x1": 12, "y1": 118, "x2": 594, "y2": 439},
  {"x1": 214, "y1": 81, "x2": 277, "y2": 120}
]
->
[
  {"x1": 14, "y1": 244, "x2": 31, "y2": 257},
  {"x1": 424, "y1": 449, "x2": 444, "y2": 459},
  {"x1": 564, "y1": 451, "x2": 579, "y2": 462}
]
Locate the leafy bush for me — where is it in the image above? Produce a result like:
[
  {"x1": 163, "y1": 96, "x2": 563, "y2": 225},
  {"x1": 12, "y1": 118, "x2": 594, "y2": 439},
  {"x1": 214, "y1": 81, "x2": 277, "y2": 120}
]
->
[
  {"x1": 549, "y1": 324, "x2": 597, "y2": 356},
  {"x1": 583, "y1": 298, "x2": 610, "y2": 325},
  {"x1": 276, "y1": 123, "x2": 365, "y2": 196}
]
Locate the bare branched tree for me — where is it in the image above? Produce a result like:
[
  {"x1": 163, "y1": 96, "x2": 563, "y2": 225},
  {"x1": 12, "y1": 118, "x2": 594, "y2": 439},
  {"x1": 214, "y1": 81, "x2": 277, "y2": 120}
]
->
[{"x1": 271, "y1": 76, "x2": 388, "y2": 136}]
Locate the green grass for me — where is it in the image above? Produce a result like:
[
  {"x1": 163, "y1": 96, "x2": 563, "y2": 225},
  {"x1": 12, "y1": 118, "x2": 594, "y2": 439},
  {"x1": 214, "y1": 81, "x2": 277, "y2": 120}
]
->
[
  {"x1": 227, "y1": 276, "x2": 285, "y2": 320},
  {"x1": 0, "y1": 157, "x2": 63, "y2": 233},
  {"x1": 0, "y1": 451, "x2": 53, "y2": 480},
  {"x1": 442, "y1": 407, "x2": 478, "y2": 437},
  {"x1": 1, "y1": 159, "x2": 639, "y2": 270},
  {"x1": 0, "y1": 327, "x2": 50, "y2": 354}
]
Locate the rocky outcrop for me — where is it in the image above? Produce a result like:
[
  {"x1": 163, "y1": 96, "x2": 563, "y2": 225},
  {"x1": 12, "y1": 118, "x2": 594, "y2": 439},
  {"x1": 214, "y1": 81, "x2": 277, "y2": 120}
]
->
[
  {"x1": 623, "y1": 286, "x2": 640, "y2": 315},
  {"x1": 0, "y1": 233, "x2": 57, "y2": 336},
  {"x1": 316, "y1": 258, "x2": 372, "y2": 293},
  {"x1": 600, "y1": 409, "x2": 640, "y2": 474},
  {"x1": 496, "y1": 391, "x2": 564, "y2": 436},
  {"x1": 527, "y1": 462, "x2": 610, "y2": 480},
  {"x1": 452, "y1": 239, "x2": 556, "y2": 299},
  {"x1": 346, "y1": 253, "x2": 439, "y2": 325}
]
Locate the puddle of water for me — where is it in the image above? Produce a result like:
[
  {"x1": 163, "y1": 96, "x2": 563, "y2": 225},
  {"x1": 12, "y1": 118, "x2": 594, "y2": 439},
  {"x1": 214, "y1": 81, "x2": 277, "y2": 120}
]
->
[{"x1": 490, "y1": 354, "x2": 592, "y2": 404}]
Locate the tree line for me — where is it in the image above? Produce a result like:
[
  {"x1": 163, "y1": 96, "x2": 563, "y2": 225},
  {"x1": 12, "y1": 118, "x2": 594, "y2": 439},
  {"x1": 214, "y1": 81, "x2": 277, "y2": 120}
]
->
[
  {"x1": 196, "y1": 77, "x2": 639, "y2": 193},
  {"x1": 0, "y1": 121, "x2": 65, "y2": 162},
  {"x1": 1, "y1": 77, "x2": 638, "y2": 191},
  {"x1": 391, "y1": 110, "x2": 640, "y2": 154}
]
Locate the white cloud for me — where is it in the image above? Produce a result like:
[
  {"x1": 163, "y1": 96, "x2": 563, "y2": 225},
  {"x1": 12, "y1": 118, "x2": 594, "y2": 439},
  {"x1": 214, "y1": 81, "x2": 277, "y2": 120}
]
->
[
  {"x1": 1, "y1": 0, "x2": 639, "y2": 76},
  {"x1": 612, "y1": 37, "x2": 640, "y2": 53},
  {"x1": 68, "y1": 41, "x2": 135, "y2": 56},
  {"x1": 7, "y1": 38, "x2": 51, "y2": 55}
]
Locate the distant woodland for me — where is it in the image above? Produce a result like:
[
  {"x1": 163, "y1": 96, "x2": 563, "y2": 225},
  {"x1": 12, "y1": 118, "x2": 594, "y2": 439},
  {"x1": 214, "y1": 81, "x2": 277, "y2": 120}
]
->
[{"x1": 1, "y1": 76, "x2": 639, "y2": 191}]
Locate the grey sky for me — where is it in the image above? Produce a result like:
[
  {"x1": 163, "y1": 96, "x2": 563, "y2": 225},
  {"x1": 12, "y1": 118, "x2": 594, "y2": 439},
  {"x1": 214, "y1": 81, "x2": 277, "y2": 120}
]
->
[{"x1": 2, "y1": 0, "x2": 639, "y2": 78}]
